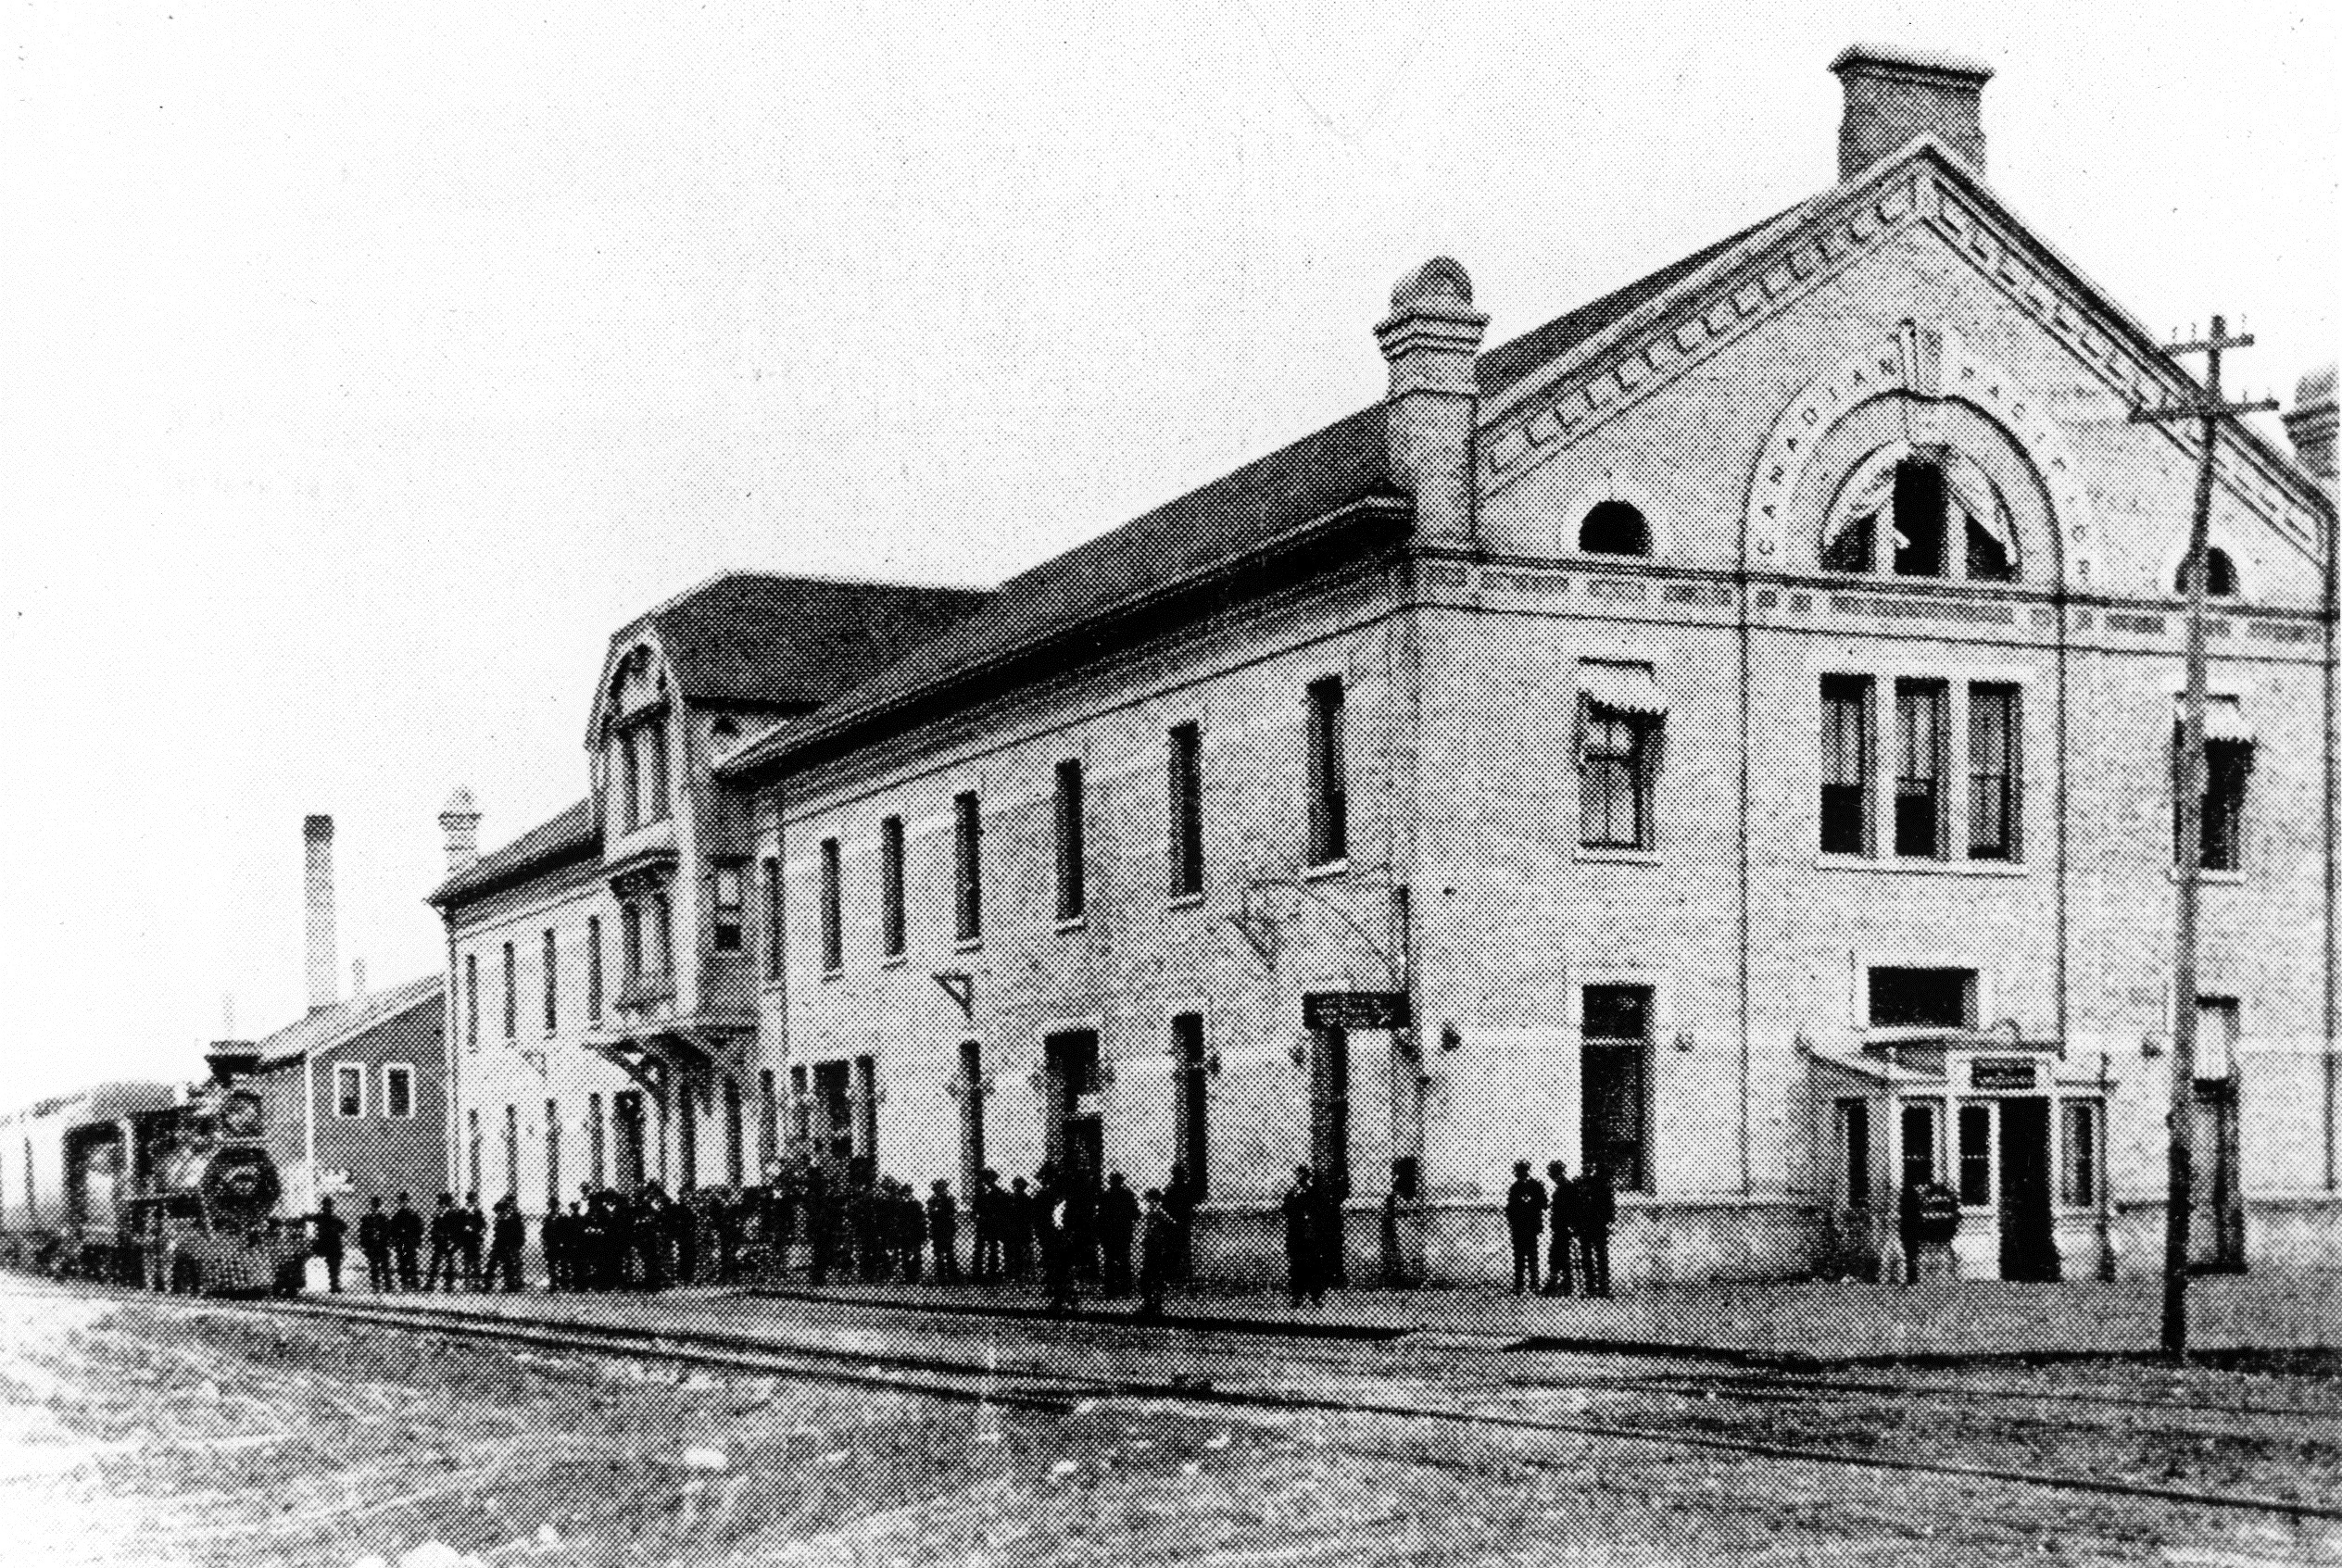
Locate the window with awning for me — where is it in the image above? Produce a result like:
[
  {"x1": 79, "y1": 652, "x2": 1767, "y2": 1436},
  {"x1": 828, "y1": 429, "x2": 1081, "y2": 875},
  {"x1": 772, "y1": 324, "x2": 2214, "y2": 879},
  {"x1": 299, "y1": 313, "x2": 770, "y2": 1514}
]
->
[
  {"x1": 2173, "y1": 696, "x2": 2255, "y2": 872},
  {"x1": 1578, "y1": 661, "x2": 1668, "y2": 850}
]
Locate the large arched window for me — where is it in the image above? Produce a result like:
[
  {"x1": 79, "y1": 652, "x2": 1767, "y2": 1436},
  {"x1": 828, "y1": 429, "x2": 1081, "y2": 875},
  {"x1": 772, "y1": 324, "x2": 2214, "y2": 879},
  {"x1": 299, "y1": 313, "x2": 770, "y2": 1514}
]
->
[
  {"x1": 1820, "y1": 449, "x2": 2018, "y2": 583},
  {"x1": 2173, "y1": 547, "x2": 2238, "y2": 598},
  {"x1": 1579, "y1": 500, "x2": 1651, "y2": 557}
]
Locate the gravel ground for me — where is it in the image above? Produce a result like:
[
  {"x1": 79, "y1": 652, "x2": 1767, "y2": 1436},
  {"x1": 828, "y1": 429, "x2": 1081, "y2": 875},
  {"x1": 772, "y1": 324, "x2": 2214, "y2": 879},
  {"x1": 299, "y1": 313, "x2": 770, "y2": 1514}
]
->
[{"x1": 0, "y1": 1287, "x2": 2336, "y2": 1566}]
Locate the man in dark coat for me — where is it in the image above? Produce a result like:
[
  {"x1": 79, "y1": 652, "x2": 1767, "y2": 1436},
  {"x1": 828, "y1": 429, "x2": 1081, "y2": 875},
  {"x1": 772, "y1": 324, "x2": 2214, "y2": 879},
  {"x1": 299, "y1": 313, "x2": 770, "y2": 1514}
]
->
[
  {"x1": 668, "y1": 1185, "x2": 699, "y2": 1286},
  {"x1": 1576, "y1": 1165, "x2": 1616, "y2": 1298},
  {"x1": 1096, "y1": 1172, "x2": 1140, "y2": 1298},
  {"x1": 459, "y1": 1193, "x2": 487, "y2": 1290},
  {"x1": 577, "y1": 1194, "x2": 611, "y2": 1289},
  {"x1": 425, "y1": 1194, "x2": 463, "y2": 1292},
  {"x1": 1136, "y1": 1188, "x2": 1175, "y2": 1321},
  {"x1": 1004, "y1": 1176, "x2": 1035, "y2": 1280},
  {"x1": 710, "y1": 1185, "x2": 743, "y2": 1284},
  {"x1": 1036, "y1": 1168, "x2": 1078, "y2": 1316},
  {"x1": 541, "y1": 1201, "x2": 571, "y2": 1291},
  {"x1": 804, "y1": 1161, "x2": 836, "y2": 1286},
  {"x1": 1504, "y1": 1160, "x2": 1548, "y2": 1296},
  {"x1": 1281, "y1": 1166, "x2": 1324, "y2": 1308},
  {"x1": 357, "y1": 1197, "x2": 393, "y2": 1292},
  {"x1": 389, "y1": 1193, "x2": 423, "y2": 1290},
  {"x1": 308, "y1": 1197, "x2": 348, "y2": 1294},
  {"x1": 1163, "y1": 1161, "x2": 1198, "y2": 1283},
  {"x1": 487, "y1": 1197, "x2": 525, "y2": 1292},
  {"x1": 925, "y1": 1180, "x2": 959, "y2": 1284},
  {"x1": 1542, "y1": 1161, "x2": 1579, "y2": 1297},
  {"x1": 969, "y1": 1170, "x2": 1003, "y2": 1281}
]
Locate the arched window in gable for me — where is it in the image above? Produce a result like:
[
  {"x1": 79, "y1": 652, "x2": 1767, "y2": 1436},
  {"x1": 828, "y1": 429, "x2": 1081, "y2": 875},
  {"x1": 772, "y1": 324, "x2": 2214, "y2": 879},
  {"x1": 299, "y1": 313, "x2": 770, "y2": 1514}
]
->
[
  {"x1": 1579, "y1": 500, "x2": 1652, "y2": 557},
  {"x1": 2173, "y1": 546, "x2": 2238, "y2": 598},
  {"x1": 1820, "y1": 448, "x2": 2019, "y2": 583}
]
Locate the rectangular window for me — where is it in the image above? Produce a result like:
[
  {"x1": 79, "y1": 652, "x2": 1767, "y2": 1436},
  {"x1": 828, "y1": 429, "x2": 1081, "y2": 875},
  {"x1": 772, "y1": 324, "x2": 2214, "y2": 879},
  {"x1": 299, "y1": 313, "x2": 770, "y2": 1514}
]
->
[
  {"x1": 1580, "y1": 985, "x2": 1653, "y2": 1193},
  {"x1": 334, "y1": 1063, "x2": 365, "y2": 1119},
  {"x1": 762, "y1": 856, "x2": 785, "y2": 982},
  {"x1": 543, "y1": 928, "x2": 558, "y2": 1031},
  {"x1": 383, "y1": 1064, "x2": 415, "y2": 1120},
  {"x1": 2181, "y1": 737, "x2": 2253, "y2": 872},
  {"x1": 1054, "y1": 759, "x2": 1087, "y2": 922},
  {"x1": 1835, "y1": 1098, "x2": 1870, "y2": 1207},
  {"x1": 820, "y1": 837, "x2": 843, "y2": 972},
  {"x1": 2060, "y1": 1100, "x2": 2102, "y2": 1208},
  {"x1": 1579, "y1": 707, "x2": 1654, "y2": 850},
  {"x1": 467, "y1": 1108, "x2": 483, "y2": 1195},
  {"x1": 1174, "y1": 1012, "x2": 1209, "y2": 1199},
  {"x1": 1867, "y1": 967, "x2": 1977, "y2": 1030},
  {"x1": 1957, "y1": 1103, "x2": 1993, "y2": 1207},
  {"x1": 587, "y1": 1093, "x2": 606, "y2": 1189},
  {"x1": 2197, "y1": 996, "x2": 2242, "y2": 1077},
  {"x1": 1168, "y1": 723, "x2": 1204, "y2": 897},
  {"x1": 504, "y1": 1104, "x2": 519, "y2": 1201},
  {"x1": 711, "y1": 864, "x2": 745, "y2": 952},
  {"x1": 1968, "y1": 684, "x2": 2021, "y2": 860},
  {"x1": 1309, "y1": 1025, "x2": 1350, "y2": 1193},
  {"x1": 587, "y1": 915, "x2": 603, "y2": 1022},
  {"x1": 464, "y1": 954, "x2": 480, "y2": 1050},
  {"x1": 1820, "y1": 675, "x2": 1874, "y2": 855},
  {"x1": 621, "y1": 730, "x2": 641, "y2": 831},
  {"x1": 651, "y1": 892, "x2": 674, "y2": 979},
  {"x1": 546, "y1": 1098, "x2": 561, "y2": 1214},
  {"x1": 502, "y1": 942, "x2": 518, "y2": 1039},
  {"x1": 880, "y1": 818, "x2": 906, "y2": 958},
  {"x1": 1900, "y1": 1103, "x2": 1939, "y2": 1192},
  {"x1": 1894, "y1": 678, "x2": 1949, "y2": 858},
  {"x1": 953, "y1": 792, "x2": 983, "y2": 945},
  {"x1": 724, "y1": 1076, "x2": 744, "y2": 1188},
  {"x1": 622, "y1": 903, "x2": 644, "y2": 984},
  {"x1": 647, "y1": 722, "x2": 671, "y2": 822},
  {"x1": 758, "y1": 1068, "x2": 779, "y2": 1175},
  {"x1": 1306, "y1": 677, "x2": 1349, "y2": 866},
  {"x1": 853, "y1": 1055, "x2": 879, "y2": 1162}
]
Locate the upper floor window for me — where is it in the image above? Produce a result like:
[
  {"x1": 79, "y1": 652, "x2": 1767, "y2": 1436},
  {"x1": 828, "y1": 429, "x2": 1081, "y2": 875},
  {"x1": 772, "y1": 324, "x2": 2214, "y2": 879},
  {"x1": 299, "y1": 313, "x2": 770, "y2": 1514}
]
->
[
  {"x1": 587, "y1": 915, "x2": 604, "y2": 1022},
  {"x1": 953, "y1": 792, "x2": 983, "y2": 945},
  {"x1": 1305, "y1": 677, "x2": 1349, "y2": 867},
  {"x1": 1820, "y1": 451, "x2": 2017, "y2": 583},
  {"x1": 464, "y1": 954, "x2": 480, "y2": 1051},
  {"x1": 1168, "y1": 723, "x2": 1204, "y2": 898},
  {"x1": 879, "y1": 819, "x2": 907, "y2": 959},
  {"x1": 1822, "y1": 675, "x2": 2024, "y2": 864},
  {"x1": 1579, "y1": 500, "x2": 1651, "y2": 557},
  {"x1": 542, "y1": 928, "x2": 559, "y2": 1031},
  {"x1": 650, "y1": 890, "x2": 674, "y2": 979},
  {"x1": 711, "y1": 864, "x2": 745, "y2": 952},
  {"x1": 501, "y1": 942, "x2": 518, "y2": 1039},
  {"x1": 1054, "y1": 759, "x2": 1088, "y2": 922},
  {"x1": 762, "y1": 857, "x2": 785, "y2": 982},
  {"x1": 1577, "y1": 662, "x2": 1668, "y2": 851},
  {"x1": 334, "y1": 1062, "x2": 365, "y2": 1119},
  {"x1": 819, "y1": 837, "x2": 843, "y2": 973},
  {"x1": 622, "y1": 902, "x2": 645, "y2": 983},
  {"x1": 2174, "y1": 546, "x2": 2239, "y2": 599},
  {"x1": 646, "y1": 721, "x2": 672, "y2": 822},
  {"x1": 2175, "y1": 698, "x2": 2256, "y2": 873},
  {"x1": 614, "y1": 719, "x2": 673, "y2": 832},
  {"x1": 619, "y1": 730, "x2": 642, "y2": 830},
  {"x1": 383, "y1": 1063, "x2": 416, "y2": 1120}
]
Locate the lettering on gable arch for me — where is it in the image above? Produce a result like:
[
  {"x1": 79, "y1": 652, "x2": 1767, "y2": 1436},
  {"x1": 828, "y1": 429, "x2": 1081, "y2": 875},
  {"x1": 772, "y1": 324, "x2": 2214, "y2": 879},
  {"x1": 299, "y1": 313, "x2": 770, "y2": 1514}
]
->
[{"x1": 1744, "y1": 327, "x2": 2100, "y2": 585}]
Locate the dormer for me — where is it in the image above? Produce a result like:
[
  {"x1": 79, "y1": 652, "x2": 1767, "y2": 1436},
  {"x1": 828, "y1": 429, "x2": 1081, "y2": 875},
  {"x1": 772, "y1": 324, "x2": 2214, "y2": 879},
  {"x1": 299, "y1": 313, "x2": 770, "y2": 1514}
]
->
[{"x1": 598, "y1": 642, "x2": 675, "y2": 841}]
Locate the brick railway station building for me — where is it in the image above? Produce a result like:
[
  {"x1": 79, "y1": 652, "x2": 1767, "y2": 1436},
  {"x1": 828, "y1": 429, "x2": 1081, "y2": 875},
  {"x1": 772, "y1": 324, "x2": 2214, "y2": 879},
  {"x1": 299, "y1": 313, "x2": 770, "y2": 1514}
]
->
[{"x1": 434, "y1": 45, "x2": 2340, "y2": 1287}]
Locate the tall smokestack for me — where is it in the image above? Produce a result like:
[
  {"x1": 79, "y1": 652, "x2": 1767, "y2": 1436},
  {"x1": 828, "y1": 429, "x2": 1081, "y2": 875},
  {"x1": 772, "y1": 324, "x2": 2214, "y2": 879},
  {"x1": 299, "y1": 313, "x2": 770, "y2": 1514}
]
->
[{"x1": 304, "y1": 814, "x2": 339, "y2": 1013}]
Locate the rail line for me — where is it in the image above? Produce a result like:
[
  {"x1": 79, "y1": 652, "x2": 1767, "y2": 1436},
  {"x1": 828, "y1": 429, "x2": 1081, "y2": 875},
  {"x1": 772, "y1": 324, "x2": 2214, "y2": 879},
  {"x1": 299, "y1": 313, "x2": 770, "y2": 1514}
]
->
[{"x1": 13, "y1": 1279, "x2": 2340, "y2": 1527}]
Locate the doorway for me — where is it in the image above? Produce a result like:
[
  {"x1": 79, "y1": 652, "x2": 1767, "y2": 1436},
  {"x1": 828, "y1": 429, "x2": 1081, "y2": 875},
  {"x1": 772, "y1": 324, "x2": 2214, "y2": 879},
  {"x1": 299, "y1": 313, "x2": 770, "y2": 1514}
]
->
[
  {"x1": 2190, "y1": 1077, "x2": 2246, "y2": 1273},
  {"x1": 1996, "y1": 1097, "x2": 2059, "y2": 1281},
  {"x1": 1044, "y1": 1030, "x2": 1103, "y2": 1185},
  {"x1": 1310, "y1": 1025, "x2": 1351, "y2": 1195},
  {"x1": 813, "y1": 1060, "x2": 854, "y2": 1167},
  {"x1": 612, "y1": 1092, "x2": 647, "y2": 1192}
]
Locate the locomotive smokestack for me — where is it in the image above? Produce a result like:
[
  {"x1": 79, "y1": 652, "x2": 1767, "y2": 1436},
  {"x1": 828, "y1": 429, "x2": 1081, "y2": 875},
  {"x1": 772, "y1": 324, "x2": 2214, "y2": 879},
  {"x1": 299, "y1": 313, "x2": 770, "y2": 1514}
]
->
[{"x1": 303, "y1": 814, "x2": 339, "y2": 1013}]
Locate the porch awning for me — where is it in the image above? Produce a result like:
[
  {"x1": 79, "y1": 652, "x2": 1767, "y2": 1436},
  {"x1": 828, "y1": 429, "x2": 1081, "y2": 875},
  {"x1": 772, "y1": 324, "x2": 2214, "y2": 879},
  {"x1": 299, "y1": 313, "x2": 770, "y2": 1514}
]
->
[{"x1": 1578, "y1": 661, "x2": 1668, "y2": 719}]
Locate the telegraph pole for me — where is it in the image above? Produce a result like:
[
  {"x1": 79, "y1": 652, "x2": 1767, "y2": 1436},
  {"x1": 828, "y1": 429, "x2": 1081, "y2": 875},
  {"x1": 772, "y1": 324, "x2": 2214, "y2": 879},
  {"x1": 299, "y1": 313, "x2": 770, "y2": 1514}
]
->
[{"x1": 2130, "y1": 316, "x2": 2278, "y2": 1359}]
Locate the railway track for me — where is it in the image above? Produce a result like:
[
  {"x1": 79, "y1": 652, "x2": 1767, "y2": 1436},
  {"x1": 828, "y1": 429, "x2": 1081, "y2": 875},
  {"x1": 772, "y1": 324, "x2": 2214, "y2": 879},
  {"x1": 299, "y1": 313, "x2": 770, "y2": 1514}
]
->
[{"x1": 13, "y1": 1277, "x2": 2340, "y2": 1528}]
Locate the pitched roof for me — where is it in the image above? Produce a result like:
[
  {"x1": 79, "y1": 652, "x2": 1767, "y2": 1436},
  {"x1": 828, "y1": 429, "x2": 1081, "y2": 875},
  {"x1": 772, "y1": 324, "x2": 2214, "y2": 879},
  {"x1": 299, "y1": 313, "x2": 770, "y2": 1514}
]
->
[
  {"x1": 608, "y1": 572, "x2": 992, "y2": 711},
  {"x1": 256, "y1": 972, "x2": 444, "y2": 1070},
  {"x1": 426, "y1": 797, "x2": 598, "y2": 909}
]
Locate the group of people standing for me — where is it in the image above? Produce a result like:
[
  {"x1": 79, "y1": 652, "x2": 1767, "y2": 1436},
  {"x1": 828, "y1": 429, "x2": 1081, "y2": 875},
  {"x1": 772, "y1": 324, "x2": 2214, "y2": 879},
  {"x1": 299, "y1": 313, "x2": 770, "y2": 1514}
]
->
[
  {"x1": 540, "y1": 1180, "x2": 750, "y2": 1292},
  {"x1": 1503, "y1": 1160, "x2": 1618, "y2": 1298}
]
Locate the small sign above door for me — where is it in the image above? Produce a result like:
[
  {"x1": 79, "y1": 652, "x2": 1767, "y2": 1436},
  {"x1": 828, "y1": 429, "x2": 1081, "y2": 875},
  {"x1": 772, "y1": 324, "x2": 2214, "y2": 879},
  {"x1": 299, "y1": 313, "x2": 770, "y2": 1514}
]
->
[
  {"x1": 1303, "y1": 991, "x2": 1411, "y2": 1031},
  {"x1": 1971, "y1": 1057, "x2": 2038, "y2": 1091}
]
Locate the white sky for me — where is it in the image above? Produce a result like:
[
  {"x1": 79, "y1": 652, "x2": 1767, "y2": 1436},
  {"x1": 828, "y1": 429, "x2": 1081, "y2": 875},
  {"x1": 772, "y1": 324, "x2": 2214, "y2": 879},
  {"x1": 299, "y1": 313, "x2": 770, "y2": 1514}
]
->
[{"x1": 1, "y1": 2, "x2": 2333, "y2": 1107}]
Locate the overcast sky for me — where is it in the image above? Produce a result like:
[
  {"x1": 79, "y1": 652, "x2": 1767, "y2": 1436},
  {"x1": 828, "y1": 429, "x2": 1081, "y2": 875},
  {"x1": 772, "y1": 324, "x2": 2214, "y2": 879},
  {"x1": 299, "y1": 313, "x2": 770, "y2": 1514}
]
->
[{"x1": 2, "y1": 2, "x2": 2333, "y2": 1107}]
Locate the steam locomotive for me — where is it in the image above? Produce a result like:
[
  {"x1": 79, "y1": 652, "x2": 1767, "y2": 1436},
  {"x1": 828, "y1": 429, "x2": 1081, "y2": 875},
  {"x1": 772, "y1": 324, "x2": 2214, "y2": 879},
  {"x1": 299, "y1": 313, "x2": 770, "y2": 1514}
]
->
[{"x1": 0, "y1": 1054, "x2": 307, "y2": 1295}]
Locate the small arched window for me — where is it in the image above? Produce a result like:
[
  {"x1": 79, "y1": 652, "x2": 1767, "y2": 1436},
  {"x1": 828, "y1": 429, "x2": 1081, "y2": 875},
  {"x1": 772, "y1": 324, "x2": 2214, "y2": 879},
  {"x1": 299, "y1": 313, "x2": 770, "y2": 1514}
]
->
[
  {"x1": 1579, "y1": 500, "x2": 1651, "y2": 557},
  {"x1": 2174, "y1": 547, "x2": 2238, "y2": 598},
  {"x1": 1821, "y1": 451, "x2": 2017, "y2": 583}
]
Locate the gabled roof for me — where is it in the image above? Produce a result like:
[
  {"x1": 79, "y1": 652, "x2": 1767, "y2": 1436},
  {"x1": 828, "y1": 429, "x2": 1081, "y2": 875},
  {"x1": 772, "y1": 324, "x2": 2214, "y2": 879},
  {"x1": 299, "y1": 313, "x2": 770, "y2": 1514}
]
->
[
  {"x1": 603, "y1": 572, "x2": 992, "y2": 713},
  {"x1": 256, "y1": 972, "x2": 444, "y2": 1070},
  {"x1": 427, "y1": 797, "x2": 598, "y2": 909}
]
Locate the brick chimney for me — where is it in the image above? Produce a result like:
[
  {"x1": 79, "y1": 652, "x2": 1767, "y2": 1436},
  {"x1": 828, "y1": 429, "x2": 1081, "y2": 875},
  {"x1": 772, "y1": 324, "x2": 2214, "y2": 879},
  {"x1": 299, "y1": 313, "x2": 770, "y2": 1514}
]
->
[
  {"x1": 303, "y1": 814, "x2": 339, "y2": 1013},
  {"x1": 1378, "y1": 257, "x2": 1488, "y2": 549},
  {"x1": 439, "y1": 787, "x2": 482, "y2": 878},
  {"x1": 2285, "y1": 363, "x2": 2336, "y2": 498},
  {"x1": 1832, "y1": 44, "x2": 1993, "y2": 182}
]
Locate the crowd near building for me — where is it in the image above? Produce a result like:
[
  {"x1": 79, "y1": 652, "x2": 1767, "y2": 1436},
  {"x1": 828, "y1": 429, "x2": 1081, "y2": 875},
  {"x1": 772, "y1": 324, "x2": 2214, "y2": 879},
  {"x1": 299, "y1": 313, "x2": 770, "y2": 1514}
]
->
[{"x1": 17, "y1": 44, "x2": 2337, "y2": 1298}]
